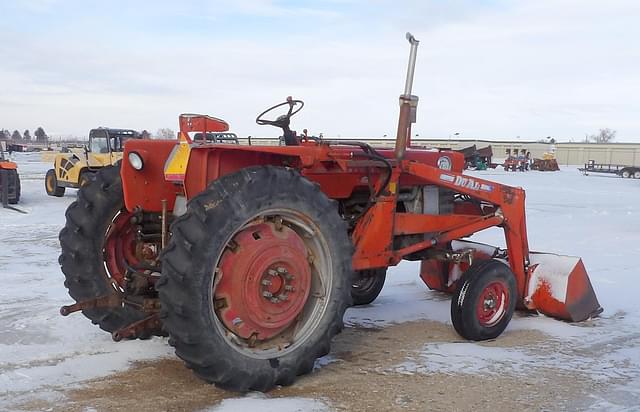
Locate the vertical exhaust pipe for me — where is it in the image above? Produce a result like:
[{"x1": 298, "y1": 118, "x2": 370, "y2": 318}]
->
[{"x1": 395, "y1": 32, "x2": 420, "y2": 161}]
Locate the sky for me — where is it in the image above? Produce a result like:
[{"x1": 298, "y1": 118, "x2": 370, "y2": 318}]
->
[{"x1": 0, "y1": 0, "x2": 639, "y2": 141}]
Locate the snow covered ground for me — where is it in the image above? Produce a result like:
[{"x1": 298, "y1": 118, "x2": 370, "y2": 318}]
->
[{"x1": 1, "y1": 153, "x2": 639, "y2": 410}]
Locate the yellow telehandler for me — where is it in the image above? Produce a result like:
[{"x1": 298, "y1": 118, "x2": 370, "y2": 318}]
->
[{"x1": 46, "y1": 128, "x2": 141, "y2": 196}]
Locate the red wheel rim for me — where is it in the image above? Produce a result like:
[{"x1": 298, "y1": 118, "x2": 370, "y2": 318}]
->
[
  {"x1": 103, "y1": 210, "x2": 139, "y2": 287},
  {"x1": 476, "y1": 280, "x2": 509, "y2": 327},
  {"x1": 214, "y1": 222, "x2": 312, "y2": 342}
]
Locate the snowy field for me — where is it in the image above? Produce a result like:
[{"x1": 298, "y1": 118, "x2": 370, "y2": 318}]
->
[{"x1": 1, "y1": 152, "x2": 639, "y2": 411}]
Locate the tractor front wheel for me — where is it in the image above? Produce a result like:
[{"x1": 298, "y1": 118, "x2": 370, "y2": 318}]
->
[
  {"x1": 451, "y1": 259, "x2": 517, "y2": 341},
  {"x1": 45, "y1": 169, "x2": 65, "y2": 197},
  {"x1": 157, "y1": 166, "x2": 352, "y2": 391},
  {"x1": 351, "y1": 268, "x2": 387, "y2": 305}
]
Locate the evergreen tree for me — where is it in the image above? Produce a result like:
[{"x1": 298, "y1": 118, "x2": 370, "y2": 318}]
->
[{"x1": 35, "y1": 127, "x2": 48, "y2": 142}]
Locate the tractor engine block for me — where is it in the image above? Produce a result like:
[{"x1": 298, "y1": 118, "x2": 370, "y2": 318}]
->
[{"x1": 395, "y1": 185, "x2": 454, "y2": 260}]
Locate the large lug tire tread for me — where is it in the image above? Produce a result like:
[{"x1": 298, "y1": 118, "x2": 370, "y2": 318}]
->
[
  {"x1": 13, "y1": 170, "x2": 20, "y2": 204},
  {"x1": 451, "y1": 259, "x2": 517, "y2": 341},
  {"x1": 79, "y1": 170, "x2": 94, "y2": 188},
  {"x1": 46, "y1": 169, "x2": 65, "y2": 197},
  {"x1": 4, "y1": 169, "x2": 20, "y2": 204},
  {"x1": 157, "y1": 166, "x2": 353, "y2": 391},
  {"x1": 58, "y1": 165, "x2": 150, "y2": 336},
  {"x1": 351, "y1": 268, "x2": 387, "y2": 306}
]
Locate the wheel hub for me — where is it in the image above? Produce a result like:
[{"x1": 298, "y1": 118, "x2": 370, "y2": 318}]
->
[
  {"x1": 261, "y1": 266, "x2": 296, "y2": 303},
  {"x1": 476, "y1": 281, "x2": 508, "y2": 327},
  {"x1": 215, "y1": 222, "x2": 312, "y2": 341},
  {"x1": 104, "y1": 211, "x2": 139, "y2": 287}
]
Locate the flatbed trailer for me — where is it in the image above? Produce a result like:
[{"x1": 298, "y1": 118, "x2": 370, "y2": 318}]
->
[{"x1": 579, "y1": 160, "x2": 640, "y2": 178}]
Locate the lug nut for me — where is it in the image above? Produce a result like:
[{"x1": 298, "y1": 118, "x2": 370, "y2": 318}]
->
[
  {"x1": 278, "y1": 294, "x2": 289, "y2": 301},
  {"x1": 270, "y1": 297, "x2": 280, "y2": 304},
  {"x1": 262, "y1": 291, "x2": 273, "y2": 298},
  {"x1": 284, "y1": 285, "x2": 295, "y2": 292},
  {"x1": 261, "y1": 279, "x2": 272, "y2": 286},
  {"x1": 268, "y1": 269, "x2": 277, "y2": 276},
  {"x1": 276, "y1": 267, "x2": 287, "y2": 274}
]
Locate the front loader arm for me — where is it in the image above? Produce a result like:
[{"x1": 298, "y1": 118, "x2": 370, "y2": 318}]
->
[
  {"x1": 400, "y1": 160, "x2": 601, "y2": 322},
  {"x1": 352, "y1": 160, "x2": 532, "y2": 301},
  {"x1": 404, "y1": 160, "x2": 531, "y2": 299}
]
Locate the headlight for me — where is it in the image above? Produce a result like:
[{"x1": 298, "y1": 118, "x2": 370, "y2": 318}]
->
[
  {"x1": 128, "y1": 152, "x2": 144, "y2": 170},
  {"x1": 437, "y1": 156, "x2": 452, "y2": 170}
]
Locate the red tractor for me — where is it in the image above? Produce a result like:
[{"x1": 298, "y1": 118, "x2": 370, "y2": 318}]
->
[
  {"x1": 59, "y1": 33, "x2": 601, "y2": 391},
  {"x1": 0, "y1": 142, "x2": 20, "y2": 205}
]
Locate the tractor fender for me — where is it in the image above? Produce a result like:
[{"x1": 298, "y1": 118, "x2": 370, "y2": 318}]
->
[
  {"x1": 184, "y1": 146, "x2": 298, "y2": 200},
  {"x1": 0, "y1": 161, "x2": 17, "y2": 170},
  {"x1": 122, "y1": 141, "x2": 315, "y2": 213}
]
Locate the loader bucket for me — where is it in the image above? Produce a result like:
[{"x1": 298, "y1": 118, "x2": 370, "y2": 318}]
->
[{"x1": 526, "y1": 253, "x2": 602, "y2": 322}]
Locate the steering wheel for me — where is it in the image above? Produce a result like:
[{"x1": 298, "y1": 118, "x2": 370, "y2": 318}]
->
[{"x1": 255, "y1": 97, "x2": 304, "y2": 129}]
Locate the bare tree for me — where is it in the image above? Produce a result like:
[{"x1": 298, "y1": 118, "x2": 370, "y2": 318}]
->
[
  {"x1": 11, "y1": 130, "x2": 22, "y2": 141},
  {"x1": 156, "y1": 128, "x2": 176, "y2": 139},
  {"x1": 0, "y1": 129, "x2": 9, "y2": 140},
  {"x1": 23, "y1": 129, "x2": 31, "y2": 141},
  {"x1": 586, "y1": 128, "x2": 616, "y2": 144}
]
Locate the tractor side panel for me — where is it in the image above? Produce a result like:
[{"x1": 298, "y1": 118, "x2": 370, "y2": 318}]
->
[
  {"x1": 302, "y1": 172, "x2": 367, "y2": 198},
  {"x1": 186, "y1": 148, "x2": 378, "y2": 200},
  {"x1": 122, "y1": 139, "x2": 180, "y2": 213},
  {"x1": 184, "y1": 148, "x2": 296, "y2": 199},
  {"x1": 184, "y1": 147, "x2": 466, "y2": 202}
]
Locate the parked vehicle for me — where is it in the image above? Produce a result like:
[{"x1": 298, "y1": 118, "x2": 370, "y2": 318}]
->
[
  {"x1": 579, "y1": 160, "x2": 640, "y2": 178},
  {"x1": 45, "y1": 128, "x2": 141, "y2": 196},
  {"x1": 0, "y1": 142, "x2": 20, "y2": 205},
  {"x1": 58, "y1": 33, "x2": 601, "y2": 392}
]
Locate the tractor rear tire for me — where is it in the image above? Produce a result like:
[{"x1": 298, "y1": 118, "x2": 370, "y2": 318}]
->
[
  {"x1": 157, "y1": 166, "x2": 352, "y2": 391},
  {"x1": 351, "y1": 268, "x2": 387, "y2": 305},
  {"x1": 58, "y1": 165, "x2": 151, "y2": 337},
  {"x1": 79, "y1": 170, "x2": 93, "y2": 188},
  {"x1": 451, "y1": 259, "x2": 517, "y2": 341},
  {"x1": 6, "y1": 169, "x2": 20, "y2": 204},
  {"x1": 46, "y1": 169, "x2": 65, "y2": 197}
]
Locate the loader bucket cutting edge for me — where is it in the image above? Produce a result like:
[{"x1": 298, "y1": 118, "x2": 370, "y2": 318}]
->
[{"x1": 526, "y1": 253, "x2": 602, "y2": 322}]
